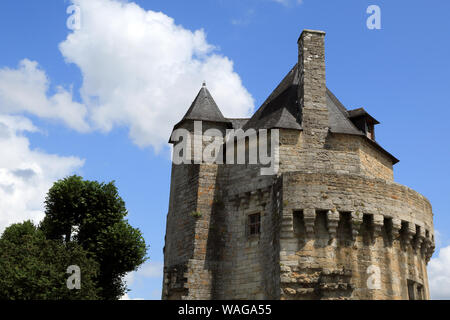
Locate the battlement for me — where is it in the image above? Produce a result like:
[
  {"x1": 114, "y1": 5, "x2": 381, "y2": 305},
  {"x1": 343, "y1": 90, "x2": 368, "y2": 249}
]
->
[{"x1": 287, "y1": 210, "x2": 434, "y2": 259}]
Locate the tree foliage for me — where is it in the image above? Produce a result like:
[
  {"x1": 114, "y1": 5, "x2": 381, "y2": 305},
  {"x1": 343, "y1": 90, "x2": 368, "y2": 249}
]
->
[
  {"x1": 0, "y1": 221, "x2": 99, "y2": 300},
  {"x1": 0, "y1": 175, "x2": 148, "y2": 300},
  {"x1": 40, "y1": 175, "x2": 148, "y2": 300}
]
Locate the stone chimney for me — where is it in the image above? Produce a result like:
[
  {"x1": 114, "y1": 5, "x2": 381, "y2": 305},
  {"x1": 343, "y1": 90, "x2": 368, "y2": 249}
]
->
[{"x1": 297, "y1": 30, "x2": 329, "y2": 149}]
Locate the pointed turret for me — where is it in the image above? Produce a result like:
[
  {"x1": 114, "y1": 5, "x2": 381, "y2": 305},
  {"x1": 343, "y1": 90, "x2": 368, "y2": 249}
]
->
[
  {"x1": 170, "y1": 83, "x2": 231, "y2": 143},
  {"x1": 182, "y1": 82, "x2": 229, "y2": 123}
]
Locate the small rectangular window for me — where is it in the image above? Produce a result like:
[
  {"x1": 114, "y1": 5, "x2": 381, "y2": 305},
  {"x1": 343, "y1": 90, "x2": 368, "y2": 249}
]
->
[
  {"x1": 407, "y1": 280, "x2": 425, "y2": 300},
  {"x1": 248, "y1": 213, "x2": 261, "y2": 236},
  {"x1": 407, "y1": 280, "x2": 415, "y2": 300},
  {"x1": 416, "y1": 284, "x2": 424, "y2": 300}
]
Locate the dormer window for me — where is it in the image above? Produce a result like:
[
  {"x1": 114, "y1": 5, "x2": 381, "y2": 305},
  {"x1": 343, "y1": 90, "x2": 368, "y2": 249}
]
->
[{"x1": 347, "y1": 108, "x2": 379, "y2": 141}]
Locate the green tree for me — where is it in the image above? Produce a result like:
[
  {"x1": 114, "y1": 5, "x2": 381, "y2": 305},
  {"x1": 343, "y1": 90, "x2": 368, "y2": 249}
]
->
[
  {"x1": 40, "y1": 175, "x2": 148, "y2": 300},
  {"x1": 0, "y1": 221, "x2": 99, "y2": 300}
]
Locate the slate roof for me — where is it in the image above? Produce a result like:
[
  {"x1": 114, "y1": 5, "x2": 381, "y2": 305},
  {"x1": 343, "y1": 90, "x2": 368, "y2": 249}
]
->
[
  {"x1": 243, "y1": 63, "x2": 365, "y2": 135},
  {"x1": 241, "y1": 63, "x2": 398, "y2": 163},
  {"x1": 172, "y1": 65, "x2": 399, "y2": 163},
  {"x1": 326, "y1": 89, "x2": 364, "y2": 135},
  {"x1": 169, "y1": 84, "x2": 232, "y2": 143},
  {"x1": 243, "y1": 64, "x2": 301, "y2": 131},
  {"x1": 179, "y1": 84, "x2": 230, "y2": 125},
  {"x1": 347, "y1": 108, "x2": 380, "y2": 124}
]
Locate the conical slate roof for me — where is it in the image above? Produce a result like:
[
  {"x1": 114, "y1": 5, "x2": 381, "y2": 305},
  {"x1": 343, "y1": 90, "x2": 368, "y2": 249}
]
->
[{"x1": 180, "y1": 83, "x2": 230, "y2": 124}]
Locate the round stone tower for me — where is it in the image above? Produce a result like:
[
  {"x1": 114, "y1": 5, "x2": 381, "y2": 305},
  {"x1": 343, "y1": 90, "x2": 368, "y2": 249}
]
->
[
  {"x1": 274, "y1": 30, "x2": 435, "y2": 300},
  {"x1": 162, "y1": 29, "x2": 435, "y2": 300}
]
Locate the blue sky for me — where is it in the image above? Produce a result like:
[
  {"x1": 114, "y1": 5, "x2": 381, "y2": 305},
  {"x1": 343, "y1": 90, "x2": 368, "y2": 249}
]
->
[{"x1": 0, "y1": 0, "x2": 449, "y2": 299}]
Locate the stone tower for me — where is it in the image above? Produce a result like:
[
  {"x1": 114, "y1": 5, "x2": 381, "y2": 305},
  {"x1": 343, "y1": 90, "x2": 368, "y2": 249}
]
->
[{"x1": 162, "y1": 30, "x2": 435, "y2": 300}]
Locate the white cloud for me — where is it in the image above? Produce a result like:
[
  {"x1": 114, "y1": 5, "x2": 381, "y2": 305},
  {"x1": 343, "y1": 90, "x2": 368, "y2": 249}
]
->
[
  {"x1": 120, "y1": 293, "x2": 144, "y2": 300},
  {"x1": 120, "y1": 289, "x2": 160, "y2": 300},
  {"x1": 60, "y1": 0, "x2": 254, "y2": 151},
  {"x1": 137, "y1": 261, "x2": 164, "y2": 278},
  {"x1": 124, "y1": 261, "x2": 163, "y2": 287},
  {"x1": 0, "y1": 115, "x2": 84, "y2": 234},
  {"x1": 122, "y1": 261, "x2": 163, "y2": 300},
  {"x1": 428, "y1": 245, "x2": 450, "y2": 299},
  {"x1": 0, "y1": 0, "x2": 254, "y2": 240},
  {"x1": 0, "y1": 0, "x2": 254, "y2": 151},
  {"x1": 0, "y1": 60, "x2": 89, "y2": 132}
]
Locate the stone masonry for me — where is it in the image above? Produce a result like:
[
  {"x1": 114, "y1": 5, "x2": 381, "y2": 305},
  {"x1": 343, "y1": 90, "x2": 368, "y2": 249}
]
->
[{"x1": 162, "y1": 29, "x2": 435, "y2": 300}]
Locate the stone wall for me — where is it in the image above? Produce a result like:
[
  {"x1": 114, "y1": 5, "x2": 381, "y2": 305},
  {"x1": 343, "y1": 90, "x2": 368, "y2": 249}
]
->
[
  {"x1": 359, "y1": 138, "x2": 394, "y2": 181},
  {"x1": 162, "y1": 163, "x2": 199, "y2": 299},
  {"x1": 279, "y1": 130, "x2": 394, "y2": 181},
  {"x1": 213, "y1": 162, "x2": 280, "y2": 299},
  {"x1": 279, "y1": 172, "x2": 434, "y2": 300}
]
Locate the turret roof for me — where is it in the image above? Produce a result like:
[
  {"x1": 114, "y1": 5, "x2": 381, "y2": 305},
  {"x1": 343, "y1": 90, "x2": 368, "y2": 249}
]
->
[{"x1": 180, "y1": 83, "x2": 230, "y2": 124}]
